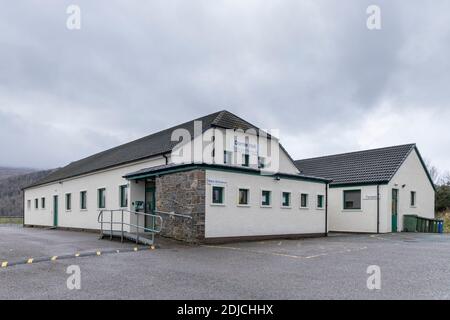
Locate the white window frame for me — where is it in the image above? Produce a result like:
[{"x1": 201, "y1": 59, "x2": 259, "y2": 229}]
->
[
  {"x1": 260, "y1": 189, "x2": 272, "y2": 208},
  {"x1": 97, "y1": 187, "x2": 107, "y2": 209},
  {"x1": 237, "y1": 187, "x2": 251, "y2": 207},
  {"x1": 316, "y1": 194, "x2": 325, "y2": 210},
  {"x1": 410, "y1": 190, "x2": 417, "y2": 208},
  {"x1": 300, "y1": 193, "x2": 309, "y2": 209},
  {"x1": 80, "y1": 190, "x2": 88, "y2": 211},
  {"x1": 119, "y1": 184, "x2": 129, "y2": 208},
  {"x1": 65, "y1": 193, "x2": 72, "y2": 212},
  {"x1": 281, "y1": 191, "x2": 292, "y2": 209},
  {"x1": 210, "y1": 184, "x2": 226, "y2": 206}
]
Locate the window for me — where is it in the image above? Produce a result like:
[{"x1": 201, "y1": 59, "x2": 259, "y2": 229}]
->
[
  {"x1": 65, "y1": 193, "x2": 72, "y2": 211},
  {"x1": 343, "y1": 190, "x2": 361, "y2": 209},
  {"x1": 224, "y1": 151, "x2": 232, "y2": 165},
  {"x1": 238, "y1": 188, "x2": 250, "y2": 205},
  {"x1": 261, "y1": 190, "x2": 271, "y2": 206},
  {"x1": 80, "y1": 191, "x2": 87, "y2": 210},
  {"x1": 41, "y1": 197, "x2": 45, "y2": 209},
  {"x1": 35, "y1": 199, "x2": 39, "y2": 209},
  {"x1": 98, "y1": 188, "x2": 106, "y2": 209},
  {"x1": 410, "y1": 191, "x2": 416, "y2": 207},
  {"x1": 120, "y1": 185, "x2": 128, "y2": 208},
  {"x1": 300, "y1": 193, "x2": 309, "y2": 208},
  {"x1": 282, "y1": 192, "x2": 291, "y2": 207},
  {"x1": 212, "y1": 186, "x2": 224, "y2": 204},
  {"x1": 27, "y1": 200, "x2": 31, "y2": 210},
  {"x1": 317, "y1": 195, "x2": 325, "y2": 209},
  {"x1": 242, "y1": 154, "x2": 250, "y2": 167},
  {"x1": 258, "y1": 157, "x2": 266, "y2": 169}
]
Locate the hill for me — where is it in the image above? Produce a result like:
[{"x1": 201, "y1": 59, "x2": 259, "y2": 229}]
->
[{"x1": 0, "y1": 169, "x2": 55, "y2": 217}]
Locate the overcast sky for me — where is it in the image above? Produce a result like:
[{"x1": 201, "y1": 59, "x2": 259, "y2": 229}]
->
[{"x1": 1, "y1": 1, "x2": 450, "y2": 175}]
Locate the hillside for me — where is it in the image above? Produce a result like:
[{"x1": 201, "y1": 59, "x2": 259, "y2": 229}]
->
[
  {"x1": 0, "y1": 167, "x2": 37, "y2": 181},
  {"x1": 0, "y1": 169, "x2": 55, "y2": 217}
]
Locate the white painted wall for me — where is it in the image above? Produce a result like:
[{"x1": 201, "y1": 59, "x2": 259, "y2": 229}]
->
[
  {"x1": 328, "y1": 149, "x2": 435, "y2": 233},
  {"x1": 205, "y1": 170, "x2": 327, "y2": 238},
  {"x1": 24, "y1": 156, "x2": 166, "y2": 230},
  {"x1": 174, "y1": 128, "x2": 300, "y2": 174},
  {"x1": 386, "y1": 149, "x2": 435, "y2": 232}
]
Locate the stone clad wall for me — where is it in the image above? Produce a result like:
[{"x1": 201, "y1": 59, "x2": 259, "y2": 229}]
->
[{"x1": 155, "y1": 169, "x2": 206, "y2": 242}]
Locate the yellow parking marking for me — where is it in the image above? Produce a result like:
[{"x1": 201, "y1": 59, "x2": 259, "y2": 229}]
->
[
  {"x1": 51, "y1": 256, "x2": 58, "y2": 261},
  {"x1": 1, "y1": 261, "x2": 8, "y2": 268}
]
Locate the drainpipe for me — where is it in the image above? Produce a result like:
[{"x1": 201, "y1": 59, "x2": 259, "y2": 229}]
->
[
  {"x1": 325, "y1": 182, "x2": 328, "y2": 236},
  {"x1": 163, "y1": 154, "x2": 169, "y2": 165},
  {"x1": 377, "y1": 185, "x2": 380, "y2": 234}
]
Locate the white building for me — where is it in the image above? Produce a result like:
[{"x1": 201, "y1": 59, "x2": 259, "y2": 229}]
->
[
  {"x1": 295, "y1": 144, "x2": 436, "y2": 233},
  {"x1": 23, "y1": 111, "x2": 329, "y2": 243}
]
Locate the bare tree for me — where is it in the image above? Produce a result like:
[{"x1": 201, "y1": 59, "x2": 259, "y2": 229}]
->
[{"x1": 424, "y1": 159, "x2": 440, "y2": 185}]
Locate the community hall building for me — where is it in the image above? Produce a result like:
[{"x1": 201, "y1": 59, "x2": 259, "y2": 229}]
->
[{"x1": 23, "y1": 110, "x2": 435, "y2": 242}]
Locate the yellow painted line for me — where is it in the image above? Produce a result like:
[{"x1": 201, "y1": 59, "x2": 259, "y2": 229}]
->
[
  {"x1": 96, "y1": 251, "x2": 101, "y2": 256},
  {"x1": 51, "y1": 256, "x2": 58, "y2": 261},
  {"x1": 1, "y1": 261, "x2": 8, "y2": 268},
  {"x1": 27, "y1": 258, "x2": 34, "y2": 264}
]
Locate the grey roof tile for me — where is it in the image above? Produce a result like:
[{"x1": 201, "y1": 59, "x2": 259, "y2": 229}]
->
[
  {"x1": 294, "y1": 144, "x2": 417, "y2": 186},
  {"x1": 25, "y1": 110, "x2": 265, "y2": 188}
]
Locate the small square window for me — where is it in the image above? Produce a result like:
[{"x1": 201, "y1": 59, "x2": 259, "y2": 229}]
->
[
  {"x1": 300, "y1": 193, "x2": 308, "y2": 208},
  {"x1": 317, "y1": 195, "x2": 325, "y2": 209},
  {"x1": 261, "y1": 190, "x2": 271, "y2": 206},
  {"x1": 238, "y1": 188, "x2": 250, "y2": 205},
  {"x1": 80, "y1": 191, "x2": 87, "y2": 210},
  {"x1": 282, "y1": 192, "x2": 291, "y2": 207},
  {"x1": 41, "y1": 197, "x2": 46, "y2": 209},
  {"x1": 65, "y1": 193, "x2": 72, "y2": 211},
  {"x1": 98, "y1": 188, "x2": 106, "y2": 209},
  {"x1": 212, "y1": 186, "x2": 224, "y2": 204},
  {"x1": 343, "y1": 190, "x2": 360, "y2": 209},
  {"x1": 410, "y1": 191, "x2": 416, "y2": 207}
]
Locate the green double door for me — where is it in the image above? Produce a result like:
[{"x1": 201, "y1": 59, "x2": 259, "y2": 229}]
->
[{"x1": 392, "y1": 189, "x2": 398, "y2": 232}]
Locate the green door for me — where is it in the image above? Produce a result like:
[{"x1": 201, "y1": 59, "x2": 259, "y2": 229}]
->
[
  {"x1": 144, "y1": 187, "x2": 155, "y2": 231},
  {"x1": 392, "y1": 189, "x2": 398, "y2": 232},
  {"x1": 53, "y1": 195, "x2": 58, "y2": 227}
]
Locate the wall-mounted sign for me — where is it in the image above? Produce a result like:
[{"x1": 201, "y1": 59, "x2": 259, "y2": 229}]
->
[{"x1": 207, "y1": 179, "x2": 227, "y2": 185}]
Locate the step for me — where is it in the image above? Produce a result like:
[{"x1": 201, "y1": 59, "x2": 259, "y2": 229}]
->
[{"x1": 102, "y1": 230, "x2": 154, "y2": 246}]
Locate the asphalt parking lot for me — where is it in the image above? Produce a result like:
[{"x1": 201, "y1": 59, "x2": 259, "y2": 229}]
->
[{"x1": 1, "y1": 225, "x2": 450, "y2": 299}]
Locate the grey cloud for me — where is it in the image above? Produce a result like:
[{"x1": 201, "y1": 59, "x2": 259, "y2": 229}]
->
[{"x1": 0, "y1": 0, "x2": 449, "y2": 171}]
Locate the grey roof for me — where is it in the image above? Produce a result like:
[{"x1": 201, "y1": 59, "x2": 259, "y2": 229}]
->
[
  {"x1": 25, "y1": 110, "x2": 272, "y2": 189},
  {"x1": 123, "y1": 163, "x2": 331, "y2": 183},
  {"x1": 294, "y1": 144, "x2": 433, "y2": 187}
]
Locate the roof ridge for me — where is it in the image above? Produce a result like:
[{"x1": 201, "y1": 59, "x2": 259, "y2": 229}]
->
[{"x1": 295, "y1": 143, "x2": 416, "y2": 163}]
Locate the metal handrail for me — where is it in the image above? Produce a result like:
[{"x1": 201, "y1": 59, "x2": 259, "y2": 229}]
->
[
  {"x1": 154, "y1": 210, "x2": 193, "y2": 219},
  {"x1": 97, "y1": 209, "x2": 163, "y2": 244}
]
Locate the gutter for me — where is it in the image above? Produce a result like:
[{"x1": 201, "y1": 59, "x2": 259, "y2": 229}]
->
[
  {"x1": 325, "y1": 182, "x2": 329, "y2": 236},
  {"x1": 377, "y1": 184, "x2": 380, "y2": 234}
]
